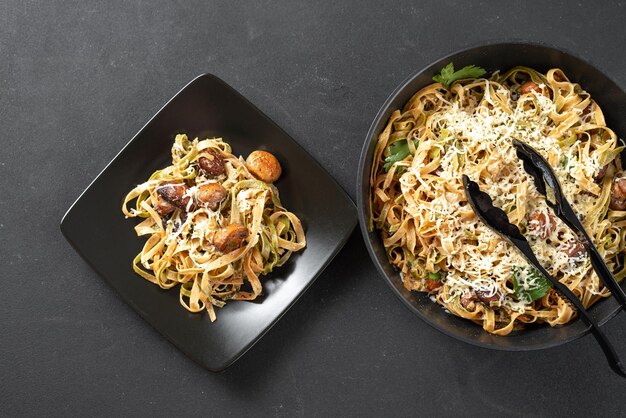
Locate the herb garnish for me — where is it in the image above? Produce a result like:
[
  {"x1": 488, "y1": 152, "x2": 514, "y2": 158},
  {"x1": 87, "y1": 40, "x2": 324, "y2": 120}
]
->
[
  {"x1": 433, "y1": 63, "x2": 487, "y2": 87},
  {"x1": 513, "y1": 266, "x2": 551, "y2": 302}
]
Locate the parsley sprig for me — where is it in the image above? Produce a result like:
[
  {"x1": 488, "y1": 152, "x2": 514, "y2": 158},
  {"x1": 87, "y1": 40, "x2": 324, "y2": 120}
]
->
[{"x1": 432, "y1": 63, "x2": 487, "y2": 87}]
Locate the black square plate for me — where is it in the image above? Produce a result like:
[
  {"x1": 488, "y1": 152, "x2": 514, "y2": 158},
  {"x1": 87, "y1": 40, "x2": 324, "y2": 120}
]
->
[{"x1": 61, "y1": 74, "x2": 357, "y2": 371}]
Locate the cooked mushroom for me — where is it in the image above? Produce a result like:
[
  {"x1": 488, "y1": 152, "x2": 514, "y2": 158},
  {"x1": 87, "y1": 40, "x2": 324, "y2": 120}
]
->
[
  {"x1": 196, "y1": 183, "x2": 228, "y2": 211},
  {"x1": 154, "y1": 195, "x2": 175, "y2": 217},
  {"x1": 609, "y1": 177, "x2": 626, "y2": 211},
  {"x1": 213, "y1": 224, "x2": 249, "y2": 253},
  {"x1": 520, "y1": 81, "x2": 542, "y2": 95},
  {"x1": 424, "y1": 278, "x2": 442, "y2": 293},
  {"x1": 460, "y1": 292, "x2": 477, "y2": 309},
  {"x1": 562, "y1": 240, "x2": 585, "y2": 258},
  {"x1": 156, "y1": 182, "x2": 191, "y2": 210},
  {"x1": 475, "y1": 289, "x2": 503, "y2": 306},
  {"x1": 246, "y1": 150, "x2": 282, "y2": 183},
  {"x1": 594, "y1": 164, "x2": 609, "y2": 183},
  {"x1": 198, "y1": 150, "x2": 225, "y2": 177},
  {"x1": 529, "y1": 211, "x2": 556, "y2": 239},
  {"x1": 519, "y1": 80, "x2": 551, "y2": 98}
]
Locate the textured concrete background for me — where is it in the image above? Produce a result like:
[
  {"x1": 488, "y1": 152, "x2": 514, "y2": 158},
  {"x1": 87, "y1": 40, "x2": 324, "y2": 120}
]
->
[{"x1": 2, "y1": 1, "x2": 626, "y2": 416}]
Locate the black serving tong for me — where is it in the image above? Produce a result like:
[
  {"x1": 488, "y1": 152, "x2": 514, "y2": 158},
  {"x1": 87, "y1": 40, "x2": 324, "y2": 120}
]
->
[
  {"x1": 462, "y1": 175, "x2": 626, "y2": 377},
  {"x1": 512, "y1": 139, "x2": 626, "y2": 309}
]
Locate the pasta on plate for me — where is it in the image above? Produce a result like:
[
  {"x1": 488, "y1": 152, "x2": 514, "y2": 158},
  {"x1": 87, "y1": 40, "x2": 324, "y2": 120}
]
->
[
  {"x1": 123, "y1": 134, "x2": 306, "y2": 321},
  {"x1": 370, "y1": 66, "x2": 626, "y2": 335}
]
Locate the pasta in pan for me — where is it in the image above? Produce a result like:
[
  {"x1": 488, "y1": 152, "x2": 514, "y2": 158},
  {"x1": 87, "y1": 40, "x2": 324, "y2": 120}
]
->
[
  {"x1": 370, "y1": 66, "x2": 626, "y2": 335},
  {"x1": 123, "y1": 134, "x2": 306, "y2": 321}
]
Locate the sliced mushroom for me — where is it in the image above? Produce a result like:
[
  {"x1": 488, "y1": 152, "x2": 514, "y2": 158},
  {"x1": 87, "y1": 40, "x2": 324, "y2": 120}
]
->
[
  {"x1": 246, "y1": 150, "x2": 282, "y2": 183},
  {"x1": 213, "y1": 224, "x2": 249, "y2": 253},
  {"x1": 198, "y1": 150, "x2": 225, "y2": 177},
  {"x1": 196, "y1": 183, "x2": 228, "y2": 211}
]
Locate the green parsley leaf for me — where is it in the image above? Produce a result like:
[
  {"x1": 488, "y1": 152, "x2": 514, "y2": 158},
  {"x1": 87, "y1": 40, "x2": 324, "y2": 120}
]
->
[
  {"x1": 433, "y1": 62, "x2": 487, "y2": 87},
  {"x1": 383, "y1": 139, "x2": 418, "y2": 172},
  {"x1": 428, "y1": 271, "x2": 442, "y2": 281},
  {"x1": 512, "y1": 266, "x2": 552, "y2": 302}
]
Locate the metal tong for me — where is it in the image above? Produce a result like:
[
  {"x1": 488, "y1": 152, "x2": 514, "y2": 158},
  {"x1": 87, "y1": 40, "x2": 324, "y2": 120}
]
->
[
  {"x1": 462, "y1": 139, "x2": 626, "y2": 377},
  {"x1": 513, "y1": 139, "x2": 626, "y2": 308}
]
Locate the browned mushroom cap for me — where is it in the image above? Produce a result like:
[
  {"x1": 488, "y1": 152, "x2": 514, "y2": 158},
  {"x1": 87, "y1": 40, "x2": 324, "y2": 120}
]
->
[
  {"x1": 246, "y1": 150, "x2": 282, "y2": 183},
  {"x1": 609, "y1": 177, "x2": 626, "y2": 211},
  {"x1": 196, "y1": 183, "x2": 228, "y2": 211},
  {"x1": 529, "y1": 211, "x2": 556, "y2": 239},
  {"x1": 156, "y1": 182, "x2": 192, "y2": 210},
  {"x1": 198, "y1": 149, "x2": 225, "y2": 177},
  {"x1": 519, "y1": 81, "x2": 551, "y2": 98},
  {"x1": 475, "y1": 289, "x2": 503, "y2": 305},
  {"x1": 213, "y1": 224, "x2": 249, "y2": 253},
  {"x1": 154, "y1": 195, "x2": 175, "y2": 217},
  {"x1": 520, "y1": 81, "x2": 542, "y2": 95},
  {"x1": 424, "y1": 278, "x2": 442, "y2": 293},
  {"x1": 562, "y1": 240, "x2": 585, "y2": 258},
  {"x1": 460, "y1": 291, "x2": 477, "y2": 309}
]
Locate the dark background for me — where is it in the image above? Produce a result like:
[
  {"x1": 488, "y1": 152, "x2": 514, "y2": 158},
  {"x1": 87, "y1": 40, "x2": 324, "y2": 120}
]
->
[{"x1": 2, "y1": 1, "x2": 626, "y2": 416}]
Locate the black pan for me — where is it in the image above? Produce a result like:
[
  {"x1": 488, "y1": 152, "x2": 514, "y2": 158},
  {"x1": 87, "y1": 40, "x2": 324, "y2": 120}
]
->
[{"x1": 356, "y1": 41, "x2": 626, "y2": 351}]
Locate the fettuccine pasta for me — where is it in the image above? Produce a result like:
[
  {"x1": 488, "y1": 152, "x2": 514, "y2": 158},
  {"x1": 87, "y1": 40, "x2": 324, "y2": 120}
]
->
[
  {"x1": 123, "y1": 134, "x2": 306, "y2": 321},
  {"x1": 370, "y1": 66, "x2": 626, "y2": 334}
]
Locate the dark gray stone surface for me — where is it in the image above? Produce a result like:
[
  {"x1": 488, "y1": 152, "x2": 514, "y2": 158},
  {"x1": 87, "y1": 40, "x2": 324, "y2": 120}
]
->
[{"x1": 2, "y1": 1, "x2": 626, "y2": 416}]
